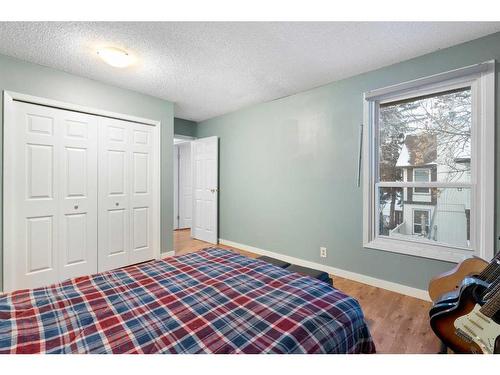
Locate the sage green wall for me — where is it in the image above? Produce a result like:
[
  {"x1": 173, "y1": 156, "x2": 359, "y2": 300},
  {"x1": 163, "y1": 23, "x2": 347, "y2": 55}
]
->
[
  {"x1": 197, "y1": 32, "x2": 500, "y2": 291},
  {"x1": 174, "y1": 117, "x2": 197, "y2": 137},
  {"x1": 0, "y1": 53, "x2": 175, "y2": 291}
]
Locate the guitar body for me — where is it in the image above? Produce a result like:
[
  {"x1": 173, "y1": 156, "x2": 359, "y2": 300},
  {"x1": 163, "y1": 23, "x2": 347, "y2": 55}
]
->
[
  {"x1": 430, "y1": 284, "x2": 484, "y2": 353},
  {"x1": 454, "y1": 304, "x2": 500, "y2": 354},
  {"x1": 428, "y1": 257, "x2": 488, "y2": 301},
  {"x1": 429, "y1": 277, "x2": 489, "y2": 318}
]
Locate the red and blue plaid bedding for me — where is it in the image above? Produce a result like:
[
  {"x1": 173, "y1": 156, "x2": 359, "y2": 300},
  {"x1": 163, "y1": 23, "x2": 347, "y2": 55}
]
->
[{"x1": 0, "y1": 248, "x2": 375, "y2": 354}]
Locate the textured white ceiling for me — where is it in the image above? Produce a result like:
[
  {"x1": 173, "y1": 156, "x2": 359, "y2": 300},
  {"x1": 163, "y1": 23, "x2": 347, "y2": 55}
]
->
[{"x1": 0, "y1": 22, "x2": 499, "y2": 121}]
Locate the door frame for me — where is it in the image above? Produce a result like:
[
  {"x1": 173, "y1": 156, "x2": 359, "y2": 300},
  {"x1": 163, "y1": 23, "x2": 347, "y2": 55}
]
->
[
  {"x1": 173, "y1": 135, "x2": 196, "y2": 231},
  {"x1": 177, "y1": 141, "x2": 193, "y2": 230},
  {"x1": 3, "y1": 91, "x2": 162, "y2": 292}
]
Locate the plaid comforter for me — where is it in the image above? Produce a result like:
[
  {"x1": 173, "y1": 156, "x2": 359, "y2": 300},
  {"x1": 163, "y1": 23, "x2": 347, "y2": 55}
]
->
[{"x1": 0, "y1": 248, "x2": 375, "y2": 354}]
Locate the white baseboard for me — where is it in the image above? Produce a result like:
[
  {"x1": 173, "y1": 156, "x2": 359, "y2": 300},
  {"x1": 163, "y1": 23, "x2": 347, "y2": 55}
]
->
[{"x1": 219, "y1": 238, "x2": 431, "y2": 302}]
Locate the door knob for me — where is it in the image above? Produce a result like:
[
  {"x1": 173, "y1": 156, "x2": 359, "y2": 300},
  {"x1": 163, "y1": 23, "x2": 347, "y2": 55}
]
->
[
  {"x1": 115, "y1": 202, "x2": 119, "y2": 206},
  {"x1": 74, "y1": 205, "x2": 78, "y2": 210}
]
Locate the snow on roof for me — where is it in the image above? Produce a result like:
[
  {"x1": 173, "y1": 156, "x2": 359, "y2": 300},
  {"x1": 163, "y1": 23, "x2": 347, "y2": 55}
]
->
[
  {"x1": 396, "y1": 144, "x2": 410, "y2": 167},
  {"x1": 395, "y1": 134, "x2": 437, "y2": 167}
]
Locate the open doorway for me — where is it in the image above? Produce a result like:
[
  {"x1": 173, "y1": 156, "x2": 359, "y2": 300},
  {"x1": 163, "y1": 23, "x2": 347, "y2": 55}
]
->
[
  {"x1": 174, "y1": 137, "x2": 193, "y2": 231},
  {"x1": 173, "y1": 136, "x2": 194, "y2": 254},
  {"x1": 173, "y1": 135, "x2": 219, "y2": 255}
]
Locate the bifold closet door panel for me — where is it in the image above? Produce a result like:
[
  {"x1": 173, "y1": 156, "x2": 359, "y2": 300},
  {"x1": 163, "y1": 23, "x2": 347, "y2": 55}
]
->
[
  {"x1": 129, "y1": 123, "x2": 156, "y2": 265},
  {"x1": 59, "y1": 110, "x2": 99, "y2": 281},
  {"x1": 4, "y1": 101, "x2": 98, "y2": 291},
  {"x1": 98, "y1": 118, "x2": 131, "y2": 272},
  {"x1": 98, "y1": 118, "x2": 157, "y2": 272}
]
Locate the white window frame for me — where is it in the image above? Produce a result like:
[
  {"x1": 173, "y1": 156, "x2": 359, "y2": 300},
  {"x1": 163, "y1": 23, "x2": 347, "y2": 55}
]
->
[
  {"x1": 363, "y1": 60, "x2": 495, "y2": 263},
  {"x1": 412, "y1": 168, "x2": 431, "y2": 195}
]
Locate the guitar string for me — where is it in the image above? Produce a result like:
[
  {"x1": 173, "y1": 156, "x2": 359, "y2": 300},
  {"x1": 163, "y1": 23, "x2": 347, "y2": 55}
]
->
[
  {"x1": 483, "y1": 251, "x2": 500, "y2": 276},
  {"x1": 480, "y1": 287, "x2": 500, "y2": 317},
  {"x1": 480, "y1": 273, "x2": 500, "y2": 317},
  {"x1": 485, "y1": 264, "x2": 500, "y2": 282},
  {"x1": 480, "y1": 253, "x2": 500, "y2": 280},
  {"x1": 482, "y1": 277, "x2": 500, "y2": 301}
]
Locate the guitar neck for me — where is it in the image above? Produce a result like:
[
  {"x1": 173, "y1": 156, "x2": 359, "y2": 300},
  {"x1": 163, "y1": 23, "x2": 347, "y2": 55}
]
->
[
  {"x1": 480, "y1": 286, "x2": 500, "y2": 318},
  {"x1": 479, "y1": 252, "x2": 500, "y2": 281},
  {"x1": 483, "y1": 278, "x2": 500, "y2": 300}
]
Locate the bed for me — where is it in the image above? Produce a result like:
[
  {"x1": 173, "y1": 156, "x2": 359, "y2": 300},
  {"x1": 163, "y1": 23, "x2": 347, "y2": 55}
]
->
[{"x1": 0, "y1": 248, "x2": 375, "y2": 354}]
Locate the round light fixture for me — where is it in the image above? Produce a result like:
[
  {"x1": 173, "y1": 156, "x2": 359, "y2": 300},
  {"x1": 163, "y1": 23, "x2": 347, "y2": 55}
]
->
[{"x1": 96, "y1": 47, "x2": 135, "y2": 68}]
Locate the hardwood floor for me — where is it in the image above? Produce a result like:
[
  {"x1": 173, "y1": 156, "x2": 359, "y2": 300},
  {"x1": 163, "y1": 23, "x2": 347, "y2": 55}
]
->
[{"x1": 173, "y1": 229, "x2": 441, "y2": 354}]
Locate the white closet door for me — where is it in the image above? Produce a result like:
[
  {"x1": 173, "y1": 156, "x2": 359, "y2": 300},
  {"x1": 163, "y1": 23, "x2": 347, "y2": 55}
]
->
[
  {"x1": 4, "y1": 101, "x2": 98, "y2": 291},
  {"x1": 192, "y1": 136, "x2": 218, "y2": 244},
  {"x1": 98, "y1": 118, "x2": 157, "y2": 272},
  {"x1": 98, "y1": 118, "x2": 131, "y2": 271},
  {"x1": 59, "y1": 111, "x2": 98, "y2": 280},
  {"x1": 129, "y1": 123, "x2": 156, "y2": 265}
]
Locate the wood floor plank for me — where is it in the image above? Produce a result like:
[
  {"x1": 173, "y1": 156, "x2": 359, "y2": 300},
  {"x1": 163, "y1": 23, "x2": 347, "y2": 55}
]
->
[{"x1": 173, "y1": 229, "x2": 441, "y2": 354}]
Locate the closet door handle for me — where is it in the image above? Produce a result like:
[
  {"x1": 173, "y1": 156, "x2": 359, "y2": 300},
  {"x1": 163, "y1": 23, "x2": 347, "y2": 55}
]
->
[
  {"x1": 74, "y1": 205, "x2": 79, "y2": 210},
  {"x1": 115, "y1": 202, "x2": 119, "y2": 206}
]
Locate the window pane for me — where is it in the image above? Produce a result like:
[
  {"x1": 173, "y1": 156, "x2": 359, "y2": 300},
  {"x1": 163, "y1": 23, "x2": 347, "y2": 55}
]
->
[
  {"x1": 413, "y1": 210, "x2": 430, "y2": 235},
  {"x1": 414, "y1": 169, "x2": 430, "y2": 194},
  {"x1": 378, "y1": 186, "x2": 471, "y2": 248},
  {"x1": 414, "y1": 169, "x2": 430, "y2": 182},
  {"x1": 379, "y1": 88, "x2": 471, "y2": 183},
  {"x1": 414, "y1": 187, "x2": 430, "y2": 194}
]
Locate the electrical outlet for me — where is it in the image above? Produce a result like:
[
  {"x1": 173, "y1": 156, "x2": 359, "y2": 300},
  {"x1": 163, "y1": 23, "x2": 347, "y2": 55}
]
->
[{"x1": 320, "y1": 247, "x2": 327, "y2": 258}]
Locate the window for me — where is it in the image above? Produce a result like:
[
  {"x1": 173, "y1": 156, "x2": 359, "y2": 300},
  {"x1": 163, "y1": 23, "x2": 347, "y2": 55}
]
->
[
  {"x1": 413, "y1": 168, "x2": 430, "y2": 194},
  {"x1": 413, "y1": 209, "x2": 430, "y2": 236},
  {"x1": 363, "y1": 61, "x2": 495, "y2": 262}
]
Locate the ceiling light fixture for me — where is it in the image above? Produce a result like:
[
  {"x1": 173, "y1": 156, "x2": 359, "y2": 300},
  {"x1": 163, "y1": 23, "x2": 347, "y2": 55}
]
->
[{"x1": 96, "y1": 47, "x2": 135, "y2": 68}]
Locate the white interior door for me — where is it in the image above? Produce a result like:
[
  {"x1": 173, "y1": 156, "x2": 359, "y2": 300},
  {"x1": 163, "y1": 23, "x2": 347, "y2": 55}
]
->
[
  {"x1": 98, "y1": 117, "x2": 157, "y2": 272},
  {"x1": 4, "y1": 101, "x2": 98, "y2": 291},
  {"x1": 192, "y1": 136, "x2": 218, "y2": 244},
  {"x1": 178, "y1": 142, "x2": 192, "y2": 229}
]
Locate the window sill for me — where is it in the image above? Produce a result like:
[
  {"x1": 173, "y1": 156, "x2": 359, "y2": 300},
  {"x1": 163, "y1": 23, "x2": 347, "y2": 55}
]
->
[{"x1": 363, "y1": 237, "x2": 473, "y2": 263}]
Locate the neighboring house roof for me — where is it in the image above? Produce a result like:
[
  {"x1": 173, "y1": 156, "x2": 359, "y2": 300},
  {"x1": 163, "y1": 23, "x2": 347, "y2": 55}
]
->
[{"x1": 396, "y1": 134, "x2": 437, "y2": 167}]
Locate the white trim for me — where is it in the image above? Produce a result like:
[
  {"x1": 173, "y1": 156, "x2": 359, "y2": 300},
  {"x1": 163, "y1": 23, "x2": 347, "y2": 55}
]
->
[
  {"x1": 2, "y1": 92, "x2": 16, "y2": 294},
  {"x1": 174, "y1": 135, "x2": 196, "y2": 145},
  {"x1": 154, "y1": 114, "x2": 161, "y2": 261},
  {"x1": 477, "y1": 61, "x2": 495, "y2": 262},
  {"x1": 3, "y1": 91, "x2": 163, "y2": 291},
  {"x1": 363, "y1": 61, "x2": 495, "y2": 262},
  {"x1": 4, "y1": 91, "x2": 159, "y2": 126},
  {"x1": 365, "y1": 60, "x2": 492, "y2": 100},
  {"x1": 377, "y1": 181, "x2": 471, "y2": 188},
  {"x1": 162, "y1": 251, "x2": 175, "y2": 257},
  {"x1": 174, "y1": 134, "x2": 196, "y2": 140},
  {"x1": 365, "y1": 237, "x2": 472, "y2": 263},
  {"x1": 219, "y1": 238, "x2": 431, "y2": 302}
]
